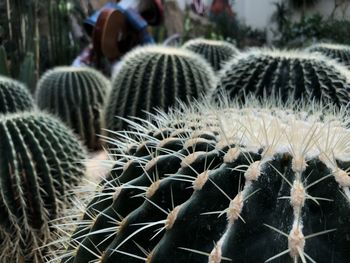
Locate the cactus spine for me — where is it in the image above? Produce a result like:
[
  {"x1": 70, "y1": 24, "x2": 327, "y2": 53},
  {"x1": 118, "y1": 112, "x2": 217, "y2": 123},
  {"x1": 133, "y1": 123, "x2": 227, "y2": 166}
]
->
[
  {"x1": 0, "y1": 112, "x2": 87, "y2": 263},
  {"x1": 0, "y1": 75, "x2": 34, "y2": 114},
  {"x1": 183, "y1": 38, "x2": 239, "y2": 71},
  {"x1": 105, "y1": 45, "x2": 215, "y2": 131},
  {"x1": 214, "y1": 49, "x2": 350, "y2": 106},
  {"x1": 59, "y1": 100, "x2": 350, "y2": 263},
  {"x1": 306, "y1": 43, "x2": 350, "y2": 69},
  {"x1": 35, "y1": 67, "x2": 111, "y2": 150}
]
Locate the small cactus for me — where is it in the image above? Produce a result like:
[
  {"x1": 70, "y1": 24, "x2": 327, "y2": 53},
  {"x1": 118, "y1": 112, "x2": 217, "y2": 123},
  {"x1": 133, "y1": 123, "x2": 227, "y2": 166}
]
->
[
  {"x1": 35, "y1": 66, "x2": 111, "y2": 150},
  {"x1": 105, "y1": 45, "x2": 215, "y2": 132},
  {"x1": 306, "y1": 43, "x2": 350, "y2": 69},
  {"x1": 59, "y1": 99, "x2": 350, "y2": 263},
  {"x1": 0, "y1": 75, "x2": 34, "y2": 114},
  {"x1": 183, "y1": 38, "x2": 239, "y2": 71},
  {"x1": 0, "y1": 112, "x2": 87, "y2": 263},
  {"x1": 213, "y1": 49, "x2": 350, "y2": 106}
]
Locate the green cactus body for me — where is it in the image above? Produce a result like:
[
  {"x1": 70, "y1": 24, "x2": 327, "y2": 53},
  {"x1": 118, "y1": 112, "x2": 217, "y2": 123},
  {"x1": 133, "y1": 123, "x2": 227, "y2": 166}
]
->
[
  {"x1": 60, "y1": 101, "x2": 350, "y2": 263},
  {"x1": 0, "y1": 75, "x2": 34, "y2": 114},
  {"x1": 183, "y1": 39, "x2": 239, "y2": 71},
  {"x1": 214, "y1": 49, "x2": 350, "y2": 106},
  {"x1": 306, "y1": 43, "x2": 350, "y2": 69},
  {"x1": 0, "y1": 112, "x2": 86, "y2": 263},
  {"x1": 35, "y1": 67, "x2": 111, "y2": 150},
  {"x1": 105, "y1": 45, "x2": 215, "y2": 132}
]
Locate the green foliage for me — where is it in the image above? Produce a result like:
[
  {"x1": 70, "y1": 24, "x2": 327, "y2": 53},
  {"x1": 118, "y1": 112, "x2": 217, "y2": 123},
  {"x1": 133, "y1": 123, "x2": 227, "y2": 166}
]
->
[
  {"x1": 0, "y1": 112, "x2": 87, "y2": 263},
  {"x1": 36, "y1": 66, "x2": 111, "y2": 150},
  {"x1": 181, "y1": 10, "x2": 266, "y2": 49},
  {"x1": 209, "y1": 13, "x2": 267, "y2": 48},
  {"x1": 105, "y1": 45, "x2": 215, "y2": 131},
  {"x1": 288, "y1": 0, "x2": 320, "y2": 9},
  {"x1": 0, "y1": 75, "x2": 35, "y2": 114},
  {"x1": 272, "y1": 13, "x2": 350, "y2": 47},
  {"x1": 59, "y1": 101, "x2": 350, "y2": 263}
]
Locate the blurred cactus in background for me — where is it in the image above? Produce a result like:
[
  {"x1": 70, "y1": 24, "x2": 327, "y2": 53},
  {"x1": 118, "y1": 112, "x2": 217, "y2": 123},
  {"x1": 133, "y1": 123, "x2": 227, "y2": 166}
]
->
[{"x1": 0, "y1": 0, "x2": 87, "y2": 92}]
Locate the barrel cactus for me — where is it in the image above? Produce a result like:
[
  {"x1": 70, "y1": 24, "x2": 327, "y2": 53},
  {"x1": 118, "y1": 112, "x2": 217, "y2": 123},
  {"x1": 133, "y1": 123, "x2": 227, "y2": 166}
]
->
[
  {"x1": 0, "y1": 75, "x2": 34, "y2": 114},
  {"x1": 213, "y1": 49, "x2": 350, "y2": 106},
  {"x1": 0, "y1": 112, "x2": 87, "y2": 263},
  {"x1": 35, "y1": 66, "x2": 110, "y2": 150},
  {"x1": 105, "y1": 45, "x2": 215, "y2": 132},
  {"x1": 183, "y1": 38, "x2": 239, "y2": 71},
  {"x1": 59, "y1": 100, "x2": 350, "y2": 263},
  {"x1": 306, "y1": 43, "x2": 350, "y2": 69}
]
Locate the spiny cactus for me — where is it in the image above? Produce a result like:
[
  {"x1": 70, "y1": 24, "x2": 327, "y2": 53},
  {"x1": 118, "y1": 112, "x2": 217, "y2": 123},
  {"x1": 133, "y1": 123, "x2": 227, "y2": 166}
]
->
[
  {"x1": 0, "y1": 112, "x2": 87, "y2": 263},
  {"x1": 59, "y1": 99, "x2": 350, "y2": 263},
  {"x1": 105, "y1": 45, "x2": 215, "y2": 132},
  {"x1": 213, "y1": 49, "x2": 350, "y2": 106},
  {"x1": 0, "y1": 75, "x2": 34, "y2": 114},
  {"x1": 306, "y1": 43, "x2": 350, "y2": 69},
  {"x1": 183, "y1": 38, "x2": 239, "y2": 71},
  {"x1": 35, "y1": 66, "x2": 111, "y2": 150}
]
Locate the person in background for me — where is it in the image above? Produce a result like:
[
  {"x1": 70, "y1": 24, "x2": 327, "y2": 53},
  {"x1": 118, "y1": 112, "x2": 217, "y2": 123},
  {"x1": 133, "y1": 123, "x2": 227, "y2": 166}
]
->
[{"x1": 72, "y1": 0, "x2": 163, "y2": 75}]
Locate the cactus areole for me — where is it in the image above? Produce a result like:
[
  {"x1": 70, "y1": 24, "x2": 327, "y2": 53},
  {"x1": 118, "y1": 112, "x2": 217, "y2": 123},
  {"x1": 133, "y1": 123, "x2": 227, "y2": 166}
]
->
[{"x1": 60, "y1": 99, "x2": 350, "y2": 263}]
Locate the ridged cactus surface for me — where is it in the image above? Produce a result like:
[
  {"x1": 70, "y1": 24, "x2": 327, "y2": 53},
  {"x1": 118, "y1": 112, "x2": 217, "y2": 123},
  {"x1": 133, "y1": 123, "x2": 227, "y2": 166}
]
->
[
  {"x1": 183, "y1": 38, "x2": 239, "y2": 71},
  {"x1": 35, "y1": 67, "x2": 110, "y2": 150},
  {"x1": 306, "y1": 43, "x2": 350, "y2": 69},
  {"x1": 105, "y1": 45, "x2": 215, "y2": 131},
  {"x1": 214, "y1": 49, "x2": 350, "y2": 105},
  {"x1": 0, "y1": 75, "x2": 34, "y2": 114},
  {"x1": 60, "y1": 101, "x2": 350, "y2": 263},
  {"x1": 0, "y1": 112, "x2": 87, "y2": 263}
]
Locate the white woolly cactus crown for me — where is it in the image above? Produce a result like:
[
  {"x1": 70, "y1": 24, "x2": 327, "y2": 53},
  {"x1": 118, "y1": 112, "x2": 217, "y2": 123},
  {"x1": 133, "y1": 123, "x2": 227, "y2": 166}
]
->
[
  {"x1": 156, "y1": 98, "x2": 350, "y2": 165},
  {"x1": 57, "y1": 97, "x2": 350, "y2": 263}
]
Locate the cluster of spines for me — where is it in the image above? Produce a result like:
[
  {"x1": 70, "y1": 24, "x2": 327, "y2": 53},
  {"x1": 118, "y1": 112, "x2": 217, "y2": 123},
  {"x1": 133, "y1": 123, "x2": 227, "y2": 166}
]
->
[
  {"x1": 0, "y1": 112, "x2": 87, "y2": 263},
  {"x1": 58, "y1": 101, "x2": 350, "y2": 263},
  {"x1": 35, "y1": 66, "x2": 111, "y2": 150},
  {"x1": 306, "y1": 43, "x2": 350, "y2": 69},
  {"x1": 0, "y1": 75, "x2": 34, "y2": 114},
  {"x1": 104, "y1": 45, "x2": 215, "y2": 132},
  {"x1": 183, "y1": 38, "x2": 239, "y2": 71},
  {"x1": 213, "y1": 49, "x2": 350, "y2": 106}
]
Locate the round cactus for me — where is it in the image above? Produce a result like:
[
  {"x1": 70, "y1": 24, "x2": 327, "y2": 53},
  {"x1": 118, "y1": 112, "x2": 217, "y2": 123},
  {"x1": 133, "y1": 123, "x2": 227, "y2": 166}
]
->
[
  {"x1": 306, "y1": 43, "x2": 350, "y2": 69},
  {"x1": 59, "y1": 100, "x2": 350, "y2": 263},
  {"x1": 35, "y1": 66, "x2": 111, "y2": 150},
  {"x1": 213, "y1": 49, "x2": 350, "y2": 106},
  {"x1": 0, "y1": 112, "x2": 87, "y2": 263},
  {"x1": 0, "y1": 75, "x2": 34, "y2": 114},
  {"x1": 183, "y1": 38, "x2": 239, "y2": 71},
  {"x1": 105, "y1": 45, "x2": 215, "y2": 132}
]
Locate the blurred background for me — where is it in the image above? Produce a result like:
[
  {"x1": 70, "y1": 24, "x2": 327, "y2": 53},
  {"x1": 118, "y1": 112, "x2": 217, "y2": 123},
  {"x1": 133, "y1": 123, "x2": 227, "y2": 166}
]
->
[{"x1": 1, "y1": 0, "x2": 350, "y2": 91}]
